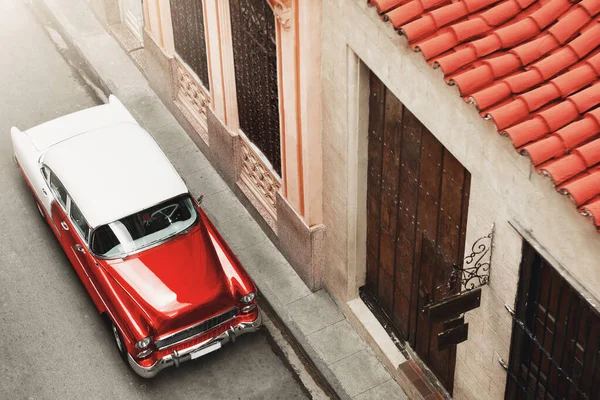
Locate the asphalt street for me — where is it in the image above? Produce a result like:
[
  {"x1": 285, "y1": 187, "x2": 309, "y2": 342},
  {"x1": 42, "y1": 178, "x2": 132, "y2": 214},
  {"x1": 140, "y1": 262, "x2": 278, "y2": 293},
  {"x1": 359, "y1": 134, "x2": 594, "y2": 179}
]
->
[{"x1": 0, "y1": 1, "x2": 310, "y2": 399}]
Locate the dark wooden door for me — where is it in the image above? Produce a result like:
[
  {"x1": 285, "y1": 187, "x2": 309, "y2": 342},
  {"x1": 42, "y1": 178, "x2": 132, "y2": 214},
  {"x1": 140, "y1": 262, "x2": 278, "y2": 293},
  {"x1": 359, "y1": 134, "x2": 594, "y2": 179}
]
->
[
  {"x1": 364, "y1": 72, "x2": 471, "y2": 394},
  {"x1": 505, "y1": 242, "x2": 600, "y2": 399}
]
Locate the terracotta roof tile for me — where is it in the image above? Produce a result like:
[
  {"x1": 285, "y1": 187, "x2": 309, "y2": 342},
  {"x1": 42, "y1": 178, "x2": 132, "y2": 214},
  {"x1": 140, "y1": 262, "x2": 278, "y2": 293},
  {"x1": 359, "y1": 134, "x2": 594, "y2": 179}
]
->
[
  {"x1": 525, "y1": 111, "x2": 600, "y2": 166},
  {"x1": 581, "y1": 197, "x2": 600, "y2": 227},
  {"x1": 560, "y1": 170, "x2": 600, "y2": 206},
  {"x1": 368, "y1": 0, "x2": 600, "y2": 231}
]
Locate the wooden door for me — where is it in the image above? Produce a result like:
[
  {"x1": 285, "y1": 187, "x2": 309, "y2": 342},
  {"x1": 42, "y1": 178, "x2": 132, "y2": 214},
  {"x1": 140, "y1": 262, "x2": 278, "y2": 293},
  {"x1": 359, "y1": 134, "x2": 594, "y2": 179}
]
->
[
  {"x1": 364, "y1": 72, "x2": 470, "y2": 394},
  {"x1": 120, "y1": 0, "x2": 144, "y2": 42}
]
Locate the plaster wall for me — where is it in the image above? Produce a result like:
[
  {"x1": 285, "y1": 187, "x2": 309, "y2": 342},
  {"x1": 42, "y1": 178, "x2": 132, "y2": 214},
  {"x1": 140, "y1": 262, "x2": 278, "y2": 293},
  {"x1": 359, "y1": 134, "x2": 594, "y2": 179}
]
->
[{"x1": 321, "y1": 1, "x2": 600, "y2": 399}]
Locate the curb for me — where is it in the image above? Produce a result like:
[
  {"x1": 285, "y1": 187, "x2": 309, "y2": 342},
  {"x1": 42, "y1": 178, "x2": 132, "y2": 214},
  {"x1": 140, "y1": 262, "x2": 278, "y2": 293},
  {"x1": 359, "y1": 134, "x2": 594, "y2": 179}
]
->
[
  {"x1": 29, "y1": 1, "x2": 351, "y2": 399},
  {"x1": 257, "y1": 287, "x2": 351, "y2": 400}
]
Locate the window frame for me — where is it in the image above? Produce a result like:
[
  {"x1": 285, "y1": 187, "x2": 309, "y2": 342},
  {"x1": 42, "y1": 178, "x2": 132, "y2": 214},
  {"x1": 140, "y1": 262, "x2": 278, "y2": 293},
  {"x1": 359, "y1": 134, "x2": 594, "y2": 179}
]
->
[
  {"x1": 68, "y1": 197, "x2": 90, "y2": 243},
  {"x1": 47, "y1": 169, "x2": 68, "y2": 209},
  {"x1": 41, "y1": 165, "x2": 50, "y2": 182},
  {"x1": 42, "y1": 164, "x2": 91, "y2": 245}
]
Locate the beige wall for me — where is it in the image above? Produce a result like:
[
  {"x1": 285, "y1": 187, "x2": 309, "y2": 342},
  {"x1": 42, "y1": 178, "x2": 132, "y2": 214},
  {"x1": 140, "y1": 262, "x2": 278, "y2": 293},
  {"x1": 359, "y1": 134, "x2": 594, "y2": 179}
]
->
[{"x1": 321, "y1": 1, "x2": 600, "y2": 399}]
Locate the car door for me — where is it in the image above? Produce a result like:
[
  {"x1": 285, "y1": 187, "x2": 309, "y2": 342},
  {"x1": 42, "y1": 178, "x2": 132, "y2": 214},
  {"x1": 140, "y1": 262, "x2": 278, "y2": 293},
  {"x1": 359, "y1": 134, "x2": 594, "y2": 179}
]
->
[
  {"x1": 46, "y1": 171, "x2": 104, "y2": 309},
  {"x1": 67, "y1": 199, "x2": 105, "y2": 311}
]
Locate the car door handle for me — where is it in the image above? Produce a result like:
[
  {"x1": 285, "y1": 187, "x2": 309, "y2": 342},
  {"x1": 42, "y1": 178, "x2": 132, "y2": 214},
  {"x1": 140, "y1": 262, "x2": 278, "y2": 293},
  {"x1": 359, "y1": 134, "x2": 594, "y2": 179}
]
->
[
  {"x1": 60, "y1": 221, "x2": 69, "y2": 231},
  {"x1": 74, "y1": 244, "x2": 86, "y2": 254},
  {"x1": 41, "y1": 188, "x2": 48, "y2": 196}
]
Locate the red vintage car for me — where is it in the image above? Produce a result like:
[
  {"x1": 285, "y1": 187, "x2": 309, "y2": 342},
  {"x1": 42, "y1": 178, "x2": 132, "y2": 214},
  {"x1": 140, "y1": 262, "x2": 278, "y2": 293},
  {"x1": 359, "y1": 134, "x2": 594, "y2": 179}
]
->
[{"x1": 10, "y1": 96, "x2": 261, "y2": 378}]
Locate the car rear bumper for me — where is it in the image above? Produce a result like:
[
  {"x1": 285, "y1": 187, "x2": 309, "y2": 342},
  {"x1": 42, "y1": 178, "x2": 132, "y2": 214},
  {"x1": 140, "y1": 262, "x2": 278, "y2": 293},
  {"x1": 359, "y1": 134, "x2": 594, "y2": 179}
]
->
[{"x1": 128, "y1": 312, "x2": 262, "y2": 378}]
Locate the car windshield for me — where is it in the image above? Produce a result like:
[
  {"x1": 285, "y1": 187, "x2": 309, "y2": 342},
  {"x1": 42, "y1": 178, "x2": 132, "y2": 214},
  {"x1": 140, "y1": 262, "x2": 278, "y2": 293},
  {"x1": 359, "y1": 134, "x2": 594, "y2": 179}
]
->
[{"x1": 91, "y1": 195, "x2": 198, "y2": 258}]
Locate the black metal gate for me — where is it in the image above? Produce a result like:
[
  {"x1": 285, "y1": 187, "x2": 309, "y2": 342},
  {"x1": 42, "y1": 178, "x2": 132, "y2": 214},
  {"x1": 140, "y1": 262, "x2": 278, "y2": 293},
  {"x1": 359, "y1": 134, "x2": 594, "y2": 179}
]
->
[
  {"x1": 170, "y1": 0, "x2": 210, "y2": 89},
  {"x1": 505, "y1": 241, "x2": 600, "y2": 399},
  {"x1": 229, "y1": 0, "x2": 281, "y2": 175}
]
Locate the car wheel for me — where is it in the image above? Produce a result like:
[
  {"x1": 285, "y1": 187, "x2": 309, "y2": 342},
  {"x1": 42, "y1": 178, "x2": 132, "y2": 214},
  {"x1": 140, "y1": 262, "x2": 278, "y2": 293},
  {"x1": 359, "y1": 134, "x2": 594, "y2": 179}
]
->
[{"x1": 111, "y1": 322, "x2": 128, "y2": 362}]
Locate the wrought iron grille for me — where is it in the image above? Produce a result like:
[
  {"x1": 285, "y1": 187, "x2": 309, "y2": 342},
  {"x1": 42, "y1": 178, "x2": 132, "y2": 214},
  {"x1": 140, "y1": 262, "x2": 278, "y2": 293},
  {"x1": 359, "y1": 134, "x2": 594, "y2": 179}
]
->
[
  {"x1": 230, "y1": 0, "x2": 281, "y2": 175},
  {"x1": 170, "y1": 0, "x2": 210, "y2": 90},
  {"x1": 504, "y1": 244, "x2": 600, "y2": 399},
  {"x1": 435, "y1": 226, "x2": 494, "y2": 301}
]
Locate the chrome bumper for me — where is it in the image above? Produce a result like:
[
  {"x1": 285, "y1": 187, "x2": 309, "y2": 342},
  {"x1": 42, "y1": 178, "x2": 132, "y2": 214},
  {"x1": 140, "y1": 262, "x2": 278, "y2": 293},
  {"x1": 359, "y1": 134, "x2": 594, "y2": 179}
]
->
[{"x1": 128, "y1": 312, "x2": 262, "y2": 378}]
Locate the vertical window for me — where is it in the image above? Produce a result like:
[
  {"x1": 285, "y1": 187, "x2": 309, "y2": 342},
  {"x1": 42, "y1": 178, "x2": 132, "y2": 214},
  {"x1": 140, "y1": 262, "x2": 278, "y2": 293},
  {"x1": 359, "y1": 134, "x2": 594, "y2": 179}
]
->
[
  {"x1": 170, "y1": 0, "x2": 210, "y2": 89},
  {"x1": 505, "y1": 242, "x2": 600, "y2": 399},
  {"x1": 49, "y1": 172, "x2": 68, "y2": 208},
  {"x1": 230, "y1": 0, "x2": 281, "y2": 175},
  {"x1": 70, "y1": 200, "x2": 90, "y2": 242},
  {"x1": 41, "y1": 165, "x2": 50, "y2": 182}
]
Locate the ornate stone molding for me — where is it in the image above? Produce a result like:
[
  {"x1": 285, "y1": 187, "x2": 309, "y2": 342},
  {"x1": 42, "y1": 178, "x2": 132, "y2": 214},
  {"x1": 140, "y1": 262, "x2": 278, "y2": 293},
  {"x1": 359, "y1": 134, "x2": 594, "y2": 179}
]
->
[
  {"x1": 238, "y1": 137, "x2": 281, "y2": 223},
  {"x1": 267, "y1": 0, "x2": 291, "y2": 29},
  {"x1": 174, "y1": 57, "x2": 210, "y2": 143}
]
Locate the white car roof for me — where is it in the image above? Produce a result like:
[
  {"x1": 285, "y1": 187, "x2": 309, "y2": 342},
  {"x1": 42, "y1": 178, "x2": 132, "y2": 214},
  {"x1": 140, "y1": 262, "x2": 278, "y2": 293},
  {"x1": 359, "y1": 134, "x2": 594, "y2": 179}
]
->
[{"x1": 43, "y1": 122, "x2": 188, "y2": 228}]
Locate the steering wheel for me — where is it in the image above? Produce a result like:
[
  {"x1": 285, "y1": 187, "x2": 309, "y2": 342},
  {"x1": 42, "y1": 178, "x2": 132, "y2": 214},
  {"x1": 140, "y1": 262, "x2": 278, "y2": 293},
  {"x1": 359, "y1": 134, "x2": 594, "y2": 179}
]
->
[{"x1": 149, "y1": 204, "x2": 181, "y2": 224}]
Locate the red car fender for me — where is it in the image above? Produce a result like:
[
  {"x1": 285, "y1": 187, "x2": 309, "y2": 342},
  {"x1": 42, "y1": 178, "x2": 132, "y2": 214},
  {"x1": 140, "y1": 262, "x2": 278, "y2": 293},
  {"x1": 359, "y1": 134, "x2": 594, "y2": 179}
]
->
[
  {"x1": 94, "y1": 264, "x2": 155, "y2": 351},
  {"x1": 198, "y1": 208, "x2": 257, "y2": 301}
]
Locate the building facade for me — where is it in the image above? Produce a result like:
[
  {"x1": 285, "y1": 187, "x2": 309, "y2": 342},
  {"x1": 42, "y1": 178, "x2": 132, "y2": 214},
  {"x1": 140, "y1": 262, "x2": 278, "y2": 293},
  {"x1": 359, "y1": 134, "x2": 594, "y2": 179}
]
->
[
  {"x1": 319, "y1": 1, "x2": 600, "y2": 399},
  {"x1": 90, "y1": 0, "x2": 327, "y2": 291},
  {"x1": 89, "y1": 0, "x2": 600, "y2": 399}
]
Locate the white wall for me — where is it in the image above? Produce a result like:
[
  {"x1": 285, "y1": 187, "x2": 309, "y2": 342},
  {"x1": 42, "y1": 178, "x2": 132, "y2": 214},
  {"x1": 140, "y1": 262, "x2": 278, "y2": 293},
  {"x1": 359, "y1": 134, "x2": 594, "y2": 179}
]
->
[{"x1": 321, "y1": 1, "x2": 600, "y2": 399}]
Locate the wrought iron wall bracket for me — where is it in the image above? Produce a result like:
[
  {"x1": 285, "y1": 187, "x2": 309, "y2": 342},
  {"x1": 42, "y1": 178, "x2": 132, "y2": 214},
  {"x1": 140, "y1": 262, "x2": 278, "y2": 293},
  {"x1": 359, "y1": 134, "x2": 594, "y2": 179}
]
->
[{"x1": 435, "y1": 224, "x2": 495, "y2": 301}]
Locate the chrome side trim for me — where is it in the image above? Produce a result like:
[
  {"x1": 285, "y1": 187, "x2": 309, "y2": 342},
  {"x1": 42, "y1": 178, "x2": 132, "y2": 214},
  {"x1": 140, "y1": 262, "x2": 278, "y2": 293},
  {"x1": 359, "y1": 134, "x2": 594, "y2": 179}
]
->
[{"x1": 128, "y1": 312, "x2": 262, "y2": 378}]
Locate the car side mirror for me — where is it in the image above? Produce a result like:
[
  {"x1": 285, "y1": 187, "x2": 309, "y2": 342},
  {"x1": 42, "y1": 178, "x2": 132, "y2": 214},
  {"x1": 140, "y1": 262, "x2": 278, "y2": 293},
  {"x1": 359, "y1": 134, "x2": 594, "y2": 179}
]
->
[{"x1": 197, "y1": 195, "x2": 204, "y2": 205}]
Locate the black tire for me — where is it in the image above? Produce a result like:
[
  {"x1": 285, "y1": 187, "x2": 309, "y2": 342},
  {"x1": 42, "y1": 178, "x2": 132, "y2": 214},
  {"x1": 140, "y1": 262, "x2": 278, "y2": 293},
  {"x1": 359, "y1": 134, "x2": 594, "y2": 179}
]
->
[{"x1": 111, "y1": 321, "x2": 128, "y2": 362}]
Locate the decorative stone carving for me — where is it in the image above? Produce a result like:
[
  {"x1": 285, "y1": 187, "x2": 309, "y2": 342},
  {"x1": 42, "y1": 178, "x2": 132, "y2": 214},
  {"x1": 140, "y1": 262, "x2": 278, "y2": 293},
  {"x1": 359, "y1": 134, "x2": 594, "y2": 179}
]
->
[
  {"x1": 266, "y1": 0, "x2": 291, "y2": 29},
  {"x1": 239, "y1": 137, "x2": 281, "y2": 221},
  {"x1": 174, "y1": 58, "x2": 210, "y2": 143}
]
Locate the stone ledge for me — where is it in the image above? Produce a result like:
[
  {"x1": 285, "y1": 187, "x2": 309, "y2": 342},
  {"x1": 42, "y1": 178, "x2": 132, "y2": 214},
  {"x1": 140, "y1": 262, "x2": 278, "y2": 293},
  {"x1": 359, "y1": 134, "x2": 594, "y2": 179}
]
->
[
  {"x1": 347, "y1": 299, "x2": 406, "y2": 367},
  {"x1": 206, "y1": 107, "x2": 238, "y2": 187},
  {"x1": 277, "y1": 192, "x2": 326, "y2": 292},
  {"x1": 345, "y1": 298, "x2": 449, "y2": 399}
]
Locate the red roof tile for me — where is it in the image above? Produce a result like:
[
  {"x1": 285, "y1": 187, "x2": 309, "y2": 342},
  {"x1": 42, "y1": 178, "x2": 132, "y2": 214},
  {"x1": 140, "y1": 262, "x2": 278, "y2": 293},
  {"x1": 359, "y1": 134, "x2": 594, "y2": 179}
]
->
[
  {"x1": 582, "y1": 197, "x2": 600, "y2": 226},
  {"x1": 368, "y1": 0, "x2": 600, "y2": 232}
]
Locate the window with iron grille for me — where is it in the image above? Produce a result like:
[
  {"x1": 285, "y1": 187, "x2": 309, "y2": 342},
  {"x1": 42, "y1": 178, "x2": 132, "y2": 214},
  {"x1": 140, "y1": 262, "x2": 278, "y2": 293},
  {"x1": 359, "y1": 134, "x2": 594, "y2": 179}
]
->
[
  {"x1": 505, "y1": 241, "x2": 600, "y2": 399},
  {"x1": 170, "y1": 0, "x2": 210, "y2": 90},
  {"x1": 229, "y1": 0, "x2": 281, "y2": 175}
]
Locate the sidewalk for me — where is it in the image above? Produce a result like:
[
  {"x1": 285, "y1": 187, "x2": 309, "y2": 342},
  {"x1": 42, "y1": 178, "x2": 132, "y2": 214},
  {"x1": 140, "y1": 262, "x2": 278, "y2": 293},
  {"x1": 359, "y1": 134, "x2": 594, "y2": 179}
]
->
[{"x1": 32, "y1": 1, "x2": 408, "y2": 399}]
